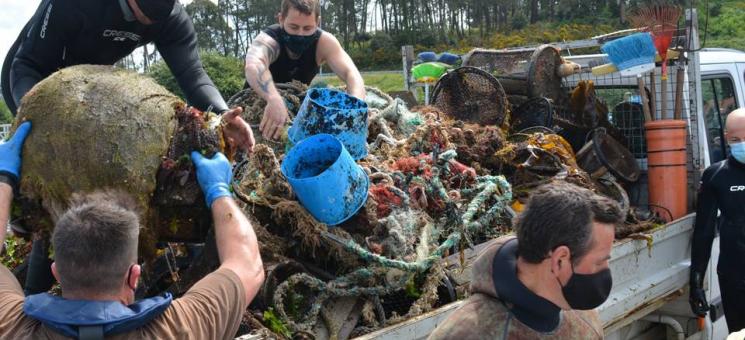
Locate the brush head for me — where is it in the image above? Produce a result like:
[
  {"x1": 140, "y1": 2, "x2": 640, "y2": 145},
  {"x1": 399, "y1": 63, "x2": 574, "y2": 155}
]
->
[
  {"x1": 629, "y1": 4, "x2": 682, "y2": 31},
  {"x1": 601, "y1": 32, "x2": 657, "y2": 76}
]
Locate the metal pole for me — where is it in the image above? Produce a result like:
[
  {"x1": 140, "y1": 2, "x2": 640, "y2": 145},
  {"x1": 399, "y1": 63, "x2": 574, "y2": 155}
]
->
[{"x1": 424, "y1": 83, "x2": 430, "y2": 105}]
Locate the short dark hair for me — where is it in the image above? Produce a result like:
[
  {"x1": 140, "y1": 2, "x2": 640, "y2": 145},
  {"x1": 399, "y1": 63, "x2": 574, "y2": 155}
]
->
[
  {"x1": 281, "y1": 0, "x2": 320, "y2": 20},
  {"x1": 52, "y1": 190, "x2": 141, "y2": 295},
  {"x1": 515, "y1": 182, "x2": 624, "y2": 265}
]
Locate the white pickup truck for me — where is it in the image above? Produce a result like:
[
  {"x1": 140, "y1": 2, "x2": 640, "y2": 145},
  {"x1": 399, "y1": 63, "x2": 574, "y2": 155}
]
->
[
  {"x1": 356, "y1": 16, "x2": 745, "y2": 340},
  {"x1": 230, "y1": 10, "x2": 741, "y2": 340}
]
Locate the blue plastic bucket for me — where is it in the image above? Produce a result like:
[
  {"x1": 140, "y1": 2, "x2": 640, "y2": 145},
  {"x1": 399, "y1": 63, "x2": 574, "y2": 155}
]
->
[
  {"x1": 281, "y1": 134, "x2": 369, "y2": 226},
  {"x1": 289, "y1": 88, "x2": 369, "y2": 160},
  {"x1": 418, "y1": 51, "x2": 437, "y2": 62},
  {"x1": 437, "y1": 52, "x2": 461, "y2": 65}
]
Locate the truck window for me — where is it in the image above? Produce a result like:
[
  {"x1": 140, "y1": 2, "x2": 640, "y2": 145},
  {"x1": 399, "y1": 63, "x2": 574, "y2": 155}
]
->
[{"x1": 702, "y1": 76, "x2": 738, "y2": 163}]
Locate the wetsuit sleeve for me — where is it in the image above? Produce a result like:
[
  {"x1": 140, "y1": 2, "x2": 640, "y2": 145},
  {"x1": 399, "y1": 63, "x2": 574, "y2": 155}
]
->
[
  {"x1": 691, "y1": 164, "x2": 720, "y2": 274},
  {"x1": 10, "y1": 0, "x2": 78, "y2": 105},
  {"x1": 155, "y1": 6, "x2": 228, "y2": 113}
]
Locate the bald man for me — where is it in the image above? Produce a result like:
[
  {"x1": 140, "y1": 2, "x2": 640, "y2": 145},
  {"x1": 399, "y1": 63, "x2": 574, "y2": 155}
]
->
[{"x1": 690, "y1": 108, "x2": 745, "y2": 332}]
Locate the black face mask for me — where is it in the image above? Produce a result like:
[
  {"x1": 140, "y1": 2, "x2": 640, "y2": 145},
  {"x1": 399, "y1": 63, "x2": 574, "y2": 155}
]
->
[
  {"x1": 279, "y1": 27, "x2": 320, "y2": 55},
  {"x1": 558, "y1": 264, "x2": 612, "y2": 310}
]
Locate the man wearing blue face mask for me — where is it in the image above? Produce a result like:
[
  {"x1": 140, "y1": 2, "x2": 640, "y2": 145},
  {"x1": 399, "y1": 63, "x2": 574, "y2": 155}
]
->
[
  {"x1": 428, "y1": 182, "x2": 624, "y2": 339},
  {"x1": 243, "y1": 0, "x2": 365, "y2": 141},
  {"x1": 690, "y1": 108, "x2": 745, "y2": 333}
]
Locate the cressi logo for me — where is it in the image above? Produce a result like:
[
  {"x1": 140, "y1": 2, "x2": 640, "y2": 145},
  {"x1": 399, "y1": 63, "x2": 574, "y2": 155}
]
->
[
  {"x1": 39, "y1": 3, "x2": 53, "y2": 39},
  {"x1": 103, "y1": 30, "x2": 141, "y2": 42},
  {"x1": 730, "y1": 186, "x2": 745, "y2": 192}
]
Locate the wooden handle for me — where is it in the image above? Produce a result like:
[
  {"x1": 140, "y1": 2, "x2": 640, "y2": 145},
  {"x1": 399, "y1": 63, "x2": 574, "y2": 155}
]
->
[
  {"x1": 649, "y1": 70, "x2": 656, "y2": 121},
  {"x1": 591, "y1": 50, "x2": 681, "y2": 76},
  {"x1": 591, "y1": 63, "x2": 617, "y2": 76},
  {"x1": 660, "y1": 74, "x2": 668, "y2": 120},
  {"x1": 637, "y1": 75, "x2": 653, "y2": 122},
  {"x1": 673, "y1": 66, "x2": 685, "y2": 120}
]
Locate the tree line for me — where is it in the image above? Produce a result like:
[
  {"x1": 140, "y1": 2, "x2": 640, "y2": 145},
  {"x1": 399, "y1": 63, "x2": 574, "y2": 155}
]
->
[
  {"x1": 117, "y1": 0, "x2": 744, "y2": 75},
  {"x1": 126, "y1": 0, "x2": 706, "y2": 71}
]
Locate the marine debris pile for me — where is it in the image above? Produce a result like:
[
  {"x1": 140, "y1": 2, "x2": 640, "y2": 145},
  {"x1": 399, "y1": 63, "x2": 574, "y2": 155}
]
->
[
  {"x1": 224, "y1": 79, "x2": 665, "y2": 339},
  {"x1": 0, "y1": 65, "x2": 668, "y2": 340}
]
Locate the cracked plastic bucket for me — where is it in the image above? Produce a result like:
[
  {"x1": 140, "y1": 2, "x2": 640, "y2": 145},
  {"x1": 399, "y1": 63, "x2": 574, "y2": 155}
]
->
[
  {"x1": 281, "y1": 134, "x2": 369, "y2": 226},
  {"x1": 289, "y1": 88, "x2": 368, "y2": 160}
]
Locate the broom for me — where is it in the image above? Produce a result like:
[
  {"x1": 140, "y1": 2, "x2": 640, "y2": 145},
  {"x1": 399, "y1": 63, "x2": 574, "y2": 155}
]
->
[
  {"x1": 601, "y1": 32, "x2": 657, "y2": 122},
  {"x1": 630, "y1": 4, "x2": 681, "y2": 119}
]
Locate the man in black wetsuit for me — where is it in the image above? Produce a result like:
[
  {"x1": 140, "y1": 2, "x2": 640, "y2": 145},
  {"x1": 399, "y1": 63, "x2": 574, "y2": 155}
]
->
[
  {"x1": 243, "y1": 0, "x2": 365, "y2": 140},
  {"x1": 1, "y1": 0, "x2": 254, "y2": 152},
  {"x1": 1, "y1": 0, "x2": 256, "y2": 297},
  {"x1": 690, "y1": 108, "x2": 745, "y2": 332}
]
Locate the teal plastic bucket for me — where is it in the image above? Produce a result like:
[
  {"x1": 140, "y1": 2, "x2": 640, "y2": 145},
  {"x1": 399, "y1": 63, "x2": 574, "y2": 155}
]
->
[
  {"x1": 281, "y1": 134, "x2": 369, "y2": 226},
  {"x1": 289, "y1": 88, "x2": 369, "y2": 160}
]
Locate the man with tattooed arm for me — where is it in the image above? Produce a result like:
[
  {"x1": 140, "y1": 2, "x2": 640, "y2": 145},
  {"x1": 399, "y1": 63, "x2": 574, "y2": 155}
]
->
[{"x1": 243, "y1": 0, "x2": 365, "y2": 141}]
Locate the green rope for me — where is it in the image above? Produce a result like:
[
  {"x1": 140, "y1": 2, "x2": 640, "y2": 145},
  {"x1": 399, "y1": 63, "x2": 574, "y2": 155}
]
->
[
  {"x1": 330, "y1": 175, "x2": 512, "y2": 273},
  {"x1": 273, "y1": 268, "x2": 410, "y2": 332}
]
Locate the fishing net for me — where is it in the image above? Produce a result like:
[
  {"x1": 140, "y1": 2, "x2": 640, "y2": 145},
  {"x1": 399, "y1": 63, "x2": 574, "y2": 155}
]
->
[
  {"x1": 463, "y1": 45, "x2": 567, "y2": 107},
  {"x1": 229, "y1": 88, "x2": 517, "y2": 337},
  {"x1": 511, "y1": 97, "x2": 556, "y2": 132},
  {"x1": 431, "y1": 67, "x2": 509, "y2": 127},
  {"x1": 227, "y1": 81, "x2": 308, "y2": 153}
]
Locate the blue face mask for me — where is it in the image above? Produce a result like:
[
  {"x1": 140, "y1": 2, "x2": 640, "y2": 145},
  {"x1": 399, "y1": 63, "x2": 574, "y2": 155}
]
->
[{"x1": 730, "y1": 142, "x2": 745, "y2": 164}]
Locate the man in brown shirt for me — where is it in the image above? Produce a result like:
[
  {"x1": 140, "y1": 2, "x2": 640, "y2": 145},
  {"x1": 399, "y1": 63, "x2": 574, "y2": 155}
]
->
[
  {"x1": 0, "y1": 121, "x2": 265, "y2": 339},
  {"x1": 428, "y1": 182, "x2": 624, "y2": 340}
]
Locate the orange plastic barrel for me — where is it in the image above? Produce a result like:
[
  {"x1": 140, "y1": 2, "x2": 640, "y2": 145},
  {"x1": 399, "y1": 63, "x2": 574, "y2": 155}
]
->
[{"x1": 645, "y1": 119, "x2": 688, "y2": 222}]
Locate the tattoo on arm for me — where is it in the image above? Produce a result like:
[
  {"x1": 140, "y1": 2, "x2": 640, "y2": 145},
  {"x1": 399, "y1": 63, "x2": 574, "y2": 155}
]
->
[
  {"x1": 246, "y1": 33, "x2": 280, "y2": 65},
  {"x1": 246, "y1": 33, "x2": 280, "y2": 98},
  {"x1": 256, "y1": 63, "x2": 272, "y2": 94}
]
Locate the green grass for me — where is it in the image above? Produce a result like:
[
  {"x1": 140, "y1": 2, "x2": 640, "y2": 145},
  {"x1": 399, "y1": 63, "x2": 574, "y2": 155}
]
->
[
  {"x1": 312, "y1": 72, "x2": 405, "y2": 93},
  {"x1": 0, "y1": 100, "x2": 12, "y2": 124}
]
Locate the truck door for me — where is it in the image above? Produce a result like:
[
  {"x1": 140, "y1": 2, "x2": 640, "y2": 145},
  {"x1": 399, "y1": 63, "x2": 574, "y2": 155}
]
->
[
  {"x1": 738, "y1": 63, "x2": 745, "y2": 102},
  {"x1": 701, "y1": 74, "x2": 739, "y2": 163}
]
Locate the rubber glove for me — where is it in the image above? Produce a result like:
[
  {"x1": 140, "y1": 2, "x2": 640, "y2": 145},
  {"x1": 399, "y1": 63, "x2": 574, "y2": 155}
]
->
[
  {"x1": 191, "y1": 151, "x2": 232, "y2": 208},
  {"x1": 0, "y1": 121, "x2": 32, "y2": 189},
  {"x1": 689, "y1": 270, "x2": 710, "y2": 317}
]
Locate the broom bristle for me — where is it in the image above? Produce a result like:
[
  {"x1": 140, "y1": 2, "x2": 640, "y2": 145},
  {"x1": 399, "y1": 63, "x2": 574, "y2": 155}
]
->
[
  {"x1": 601, "y1": 33, "x2": 657, "y2": 73},
  {"x1": 629, "y1": 4, "x2": 681, "y2": 32}
]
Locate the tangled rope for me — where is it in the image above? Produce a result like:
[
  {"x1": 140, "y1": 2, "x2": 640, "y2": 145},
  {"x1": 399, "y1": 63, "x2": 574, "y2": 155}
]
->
[
  {"x1": 227, "y1": 87, "x2": 521, "y2": 336},
  {"x1": 273, "y1": 268, "x2": 410, "y2": 332},
  {"x1": 323, "y1": 174, "x2": 511, "y2": 273}
]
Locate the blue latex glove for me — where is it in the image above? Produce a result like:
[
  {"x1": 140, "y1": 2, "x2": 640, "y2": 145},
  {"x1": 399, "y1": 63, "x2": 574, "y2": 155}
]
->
[
  {"x1": 0, "y1": 122, "x2": 32, "y2": 187},
  {"x1": 191, "y1": 151, "x2": 232, "y2": 208}
]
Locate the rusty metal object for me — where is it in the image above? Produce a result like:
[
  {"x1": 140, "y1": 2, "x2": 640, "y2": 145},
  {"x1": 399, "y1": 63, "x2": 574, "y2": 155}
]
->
[{"x1": 462, "y1": 45, "x2": 567, "y2": 106}]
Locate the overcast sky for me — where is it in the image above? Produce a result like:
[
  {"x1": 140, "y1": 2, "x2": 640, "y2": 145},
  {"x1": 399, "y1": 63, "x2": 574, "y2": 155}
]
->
[{"x1": 0, "y1": 0, "x2": 37, "y2": 68}]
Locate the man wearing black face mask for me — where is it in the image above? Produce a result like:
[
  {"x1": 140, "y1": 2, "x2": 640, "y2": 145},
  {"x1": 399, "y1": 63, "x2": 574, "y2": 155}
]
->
[
  {"x1": 429, "y1": 182, "x2": 624, "y2": 340},
  {"x1": 244, "y1": 0, "x2": 365, "y2": 141}
]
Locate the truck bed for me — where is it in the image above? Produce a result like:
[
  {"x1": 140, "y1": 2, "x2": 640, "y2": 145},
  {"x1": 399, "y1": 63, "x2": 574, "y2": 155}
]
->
[{"x1": 354, "y1": 215, "x2": 695, "y2": 340}]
